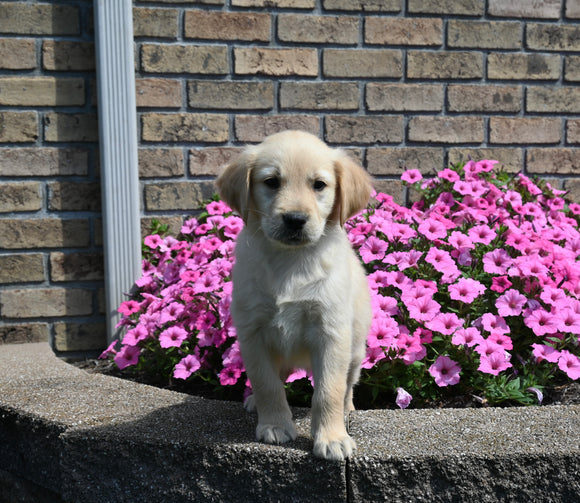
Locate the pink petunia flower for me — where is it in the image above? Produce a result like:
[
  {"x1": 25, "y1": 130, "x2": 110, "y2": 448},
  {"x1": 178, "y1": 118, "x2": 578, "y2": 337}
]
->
[
  {"x1": 418, "y1": 218, "x2": 448, "y2": 240},
  {"x1": 401, "y1": 169, "x2": 423, "y2": 184},
  {"x1": 219, "y1": 365, "x2": 243, "y2": 386},
  {"x1": 448, "y1": 278, "x2": 485, "y2": 304},
  {"x1": 481, "y1": 313, "x2": 510, "y2": 335},
  {"x1": 428, "y1": 356, "x2": 461, "y2": 387},
  {"x1": 438, "y1": 168, "x2": 460, "y2": 182},
  {"x1": 118, "y1": 300, "x2": 141, "y2": 316},
  {"x1": 483, "y1": 249, "x2": 513, "y2": 275},
  {"x1": 478, "y1": 350, "x2": 512, "y2": 376},
  {"x1": 360, "y1": 236, "x2": 388, "y2": 263},
  {"x1": 495, "y1": 289, "x2": 527, "y2": 317},
  {"x1": 367, "y1": 317, "x2": 399, "y2": 349},
  {"x1": 159, "y1": 326, "x2": 188, "y2": 348},
  {"x1": 557, "y1": 308, "x2": 580, "y2": 335},
  {"x1": 361, "y1": 346, "x2": 387, "y2": 369},
  {"x1": 406, "y1": 295, "x2": 441, "y2": 322},
  {"x1": 490, "y1": 276, "x2": 512, "y2": 293},
  {"x1": 531, "y1": 343, "x2": 560, "y2": 363},
  {"x1": 173, "y1": 354, "x2": 201, "y2": 380},
  {"x1": 448, "y1": 231, "x2": 474, "y2": 250},
  {"x1": 524, "y1": 309, "x2": 559, "y2": 336},
  {"x1": 114, "y1": 345, "x2": 140, "y2": 370},
  {"x1": 558, "y1": 351, "x2": 580, "y2": 380},
  {"x1": 452, "y1": 327, "x2": 483, "y2": 347},
  {"x1": 468, "y1": 224, "x2": 497, "y2": 245},
  {"x1": 425, "y1": 312, "x2": 464, "y2": 335}
]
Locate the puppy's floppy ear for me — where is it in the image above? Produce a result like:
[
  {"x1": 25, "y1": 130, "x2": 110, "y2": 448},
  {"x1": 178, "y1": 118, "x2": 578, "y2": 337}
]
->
[
  {"x1": 216, "y1": 148, "x2": 255, "y2": 222},
  {"x1": 333, "y1": 152, "x2": 373, "y2": 226}
]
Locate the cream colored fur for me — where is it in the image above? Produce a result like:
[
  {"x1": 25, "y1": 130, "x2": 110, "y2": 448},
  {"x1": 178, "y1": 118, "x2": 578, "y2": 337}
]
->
[{"x1": 216, "y1": 130, "x2": 373, "y2": 461}]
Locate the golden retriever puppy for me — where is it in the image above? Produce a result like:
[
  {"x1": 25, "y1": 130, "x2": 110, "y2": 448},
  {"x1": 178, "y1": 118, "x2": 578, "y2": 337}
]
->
[{"x1": 216, "y1": 130, "x2": 373, "y2": 461}]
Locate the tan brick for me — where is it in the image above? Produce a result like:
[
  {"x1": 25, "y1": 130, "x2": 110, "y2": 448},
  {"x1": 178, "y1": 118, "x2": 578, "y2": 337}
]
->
[
  {"x1": 145, "y1": 181, "x2": 216, "y2": 211},
  {"x1": 407, "y1": 51, "x2": 483, "y2": 79},
  {"x1": 527, "y1": 86, "x2": 580, "y2": 113},
  {"x1": 408, "y1": 0, "x2": 484, "y2": 15},
  {"x1": 141, "y1": 44, "x2": 228, "y2": 74},
  {"x1": 234, "y1": 115, "x2": 320, "y2": 143},
  {"x1": 142, "y1": 113, "x2": 228, "y2": 143},
  {"x1": 323, "y1": 0, "x2": 400, "y2": 11},
  {"x1": 490, "y1": 118, "x2": 561, "y2": 145},
  {"x1": 0, "y1": 112, "x2": 38, "y2": 143},
  {"x1": 133, "y1": 7, "x2": 179, "y2": 38},
  {"x1": 233, "y1": 0, "x2": 314, "y2": 6},
  {"x1": 280, "y1": 82, "x2": 360, "y2": 111},
  {"x1": 408, "y1": 117, "x2": 484, "y2": 144},
  {"x1": 448, "y1": 148, "x2": 523, "y2": 172},
  {"x1": 0, "y1": 254, "x2": 44, "y2": 284},
  {"x1": 527, "y1": 148, "x2": 580, "y2": 174},
  {"x1": 0, "y1": 219, "x2": 89, "y2": 249},
  {"x1": 190, "y1": 147, "x2": 244, "y2": 176},
  {"x1": 565, "y1": 56, "x2": 580, "y2": 81},
  {"x1": 44, "y1": 113, "x2": 98, "y2": 143},
  {"x1": 568, "y1": 119, "x2": 580, "y2": 143},
  {"x1": 42, "y1": 41, "x2": 95, "y2": 71},
  {"x1": 48, "y1": 182, "x2": 101, "y2": 212},
  {"x1": 184, "y1": 10, "x2": 270, "y2": 41},
  {"x1": 323, "y1": 49, "x2": 402, "y2": 78},
  {"x1": 325, "y1": 116, "x2": 404, "y2": 144},
  {"x1": 136, "y1": 78, "x2": 182, "y2": 108},
  {"x1": 278, "y1": 14, "x2": 358, "y2": 44},
  {"x1": 487, "y1": 53, "x2": 561, "y2": 80},
  {"x1": 448, "y1": 20, "x2": 521, "y2": 49},
  {"x1": 564, "y1": 179, "x2": 580, "y2": 204},
  {"x1": 0, "y1": 182, "x2": 42, "y2": 213},
  {"x1": 139, "y1": 148, "x2": 184, "y2": 178},
  {"x1": 0, "y1": 323, "x2": 49, "y2": 344},
  {"x1": 0, "y1": 148, "x2": 88, "y2": 176},
  {"x1": 234, "y1": 48, "x2": 318, "y2": 77},
  {"x1": 0, "y1": 77, "x2": 84, "y2": 106},
  {"x1": 0, "y1": 3, "x2": 79, "y2": 35},
  {"x1": 365, "y1": 17, "x2": 442, "y2": 46},
  {"x1": 448, "y1": 85, "x2": 522, "y2": 113},
  {"x1": 527, "y1": 24, "x2": 580, "y2": 52},
  {"x1": 0, "y1": 39, "x2": 35, "y2": 70},
  {"x1": 54, "y1": 322, "x2": 107, "y2": 352},
  {"x1": 568, "y1": 0, "x2": 580, "y2": 18},
  {"x1": 188, "y1": 81, "x2": 274, "y2": 110},
  {"x1": 366, "y1": 147, "x2": 444, "y2": 175},
  {"x1": 366, "y1": 83, "x2": 443, "y2": 112},
  {"x1": 50, "y1": 252, "x2": 104, "y2": 282},
  {"x1": 0, "y1": 288, "x2": 93, "y2": 318},
  {"x1": 488, "y1": 0, "x2": 561, "y2": 19}
]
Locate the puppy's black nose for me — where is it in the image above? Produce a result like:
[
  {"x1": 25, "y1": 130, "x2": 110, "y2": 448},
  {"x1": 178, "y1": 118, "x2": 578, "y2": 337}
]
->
[{"x1": 283, "y1": 212, "x2": 308, "y2": 231}]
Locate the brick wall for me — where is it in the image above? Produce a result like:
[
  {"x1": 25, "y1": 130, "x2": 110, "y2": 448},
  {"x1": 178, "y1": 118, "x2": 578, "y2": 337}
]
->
[{"x1": 1, "y1": 0, "x2": 579, "y2": 354}]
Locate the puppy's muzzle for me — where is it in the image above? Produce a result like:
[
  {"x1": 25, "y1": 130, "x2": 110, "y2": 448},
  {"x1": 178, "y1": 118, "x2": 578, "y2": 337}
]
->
[{"x1": 278, "y1": 211, "x2": 309, "y2": 245}]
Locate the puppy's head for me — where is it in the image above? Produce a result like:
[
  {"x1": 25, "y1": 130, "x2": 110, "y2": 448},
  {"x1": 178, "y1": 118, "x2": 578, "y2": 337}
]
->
[{"x1": 216, "y1": 130, "x2": 372, "y2": 247}]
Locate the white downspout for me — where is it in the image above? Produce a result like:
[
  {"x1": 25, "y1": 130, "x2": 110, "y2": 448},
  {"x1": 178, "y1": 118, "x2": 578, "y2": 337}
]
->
[{"x1": 94, "y1": 0, "x2": 141, "y2": 342}]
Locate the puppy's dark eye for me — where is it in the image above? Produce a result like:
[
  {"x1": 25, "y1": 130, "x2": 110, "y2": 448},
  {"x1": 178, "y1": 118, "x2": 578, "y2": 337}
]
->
[
  {"x1": 263, "y1": 177, "x2": 280, "y2": 190},
  {"x1": 313, "y1": 180, "x2": 326, "y2": 191}
]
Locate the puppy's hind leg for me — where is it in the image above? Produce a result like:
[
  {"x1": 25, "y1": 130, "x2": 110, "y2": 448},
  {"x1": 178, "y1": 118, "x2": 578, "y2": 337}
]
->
[{"x1": 240, "y1": 339, "x2": 297, "y2": 445}]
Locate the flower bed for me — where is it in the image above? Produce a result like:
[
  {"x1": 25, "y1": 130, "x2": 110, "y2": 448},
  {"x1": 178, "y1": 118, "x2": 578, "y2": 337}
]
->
[{"x1": 102, "y1": 161, "x2": 580, "y2": 409}]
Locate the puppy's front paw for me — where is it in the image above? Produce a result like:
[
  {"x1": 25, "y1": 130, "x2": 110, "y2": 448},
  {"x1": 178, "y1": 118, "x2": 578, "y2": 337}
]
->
[
  {"x1": 313, "y1": 434, "x2": 356, "y2": 461},
  {"x1": 256, "y1": 421, "x2": 297, "y2": 445}
]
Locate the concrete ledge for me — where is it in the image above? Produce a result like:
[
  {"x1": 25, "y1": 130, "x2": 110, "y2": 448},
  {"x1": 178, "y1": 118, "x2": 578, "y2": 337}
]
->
[{"x1": 1, "y1": 343, "x2": 579, "y2": 502}]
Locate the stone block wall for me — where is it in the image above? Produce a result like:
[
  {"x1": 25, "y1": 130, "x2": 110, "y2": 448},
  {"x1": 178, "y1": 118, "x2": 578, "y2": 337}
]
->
[{"x1": 0, "y1": 0, "x2": 579, "y2": 354}]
